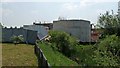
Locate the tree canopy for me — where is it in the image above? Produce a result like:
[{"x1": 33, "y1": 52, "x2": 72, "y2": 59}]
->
[{"x1": 97, "y1": 11, "x2": 120, "y2": 36}]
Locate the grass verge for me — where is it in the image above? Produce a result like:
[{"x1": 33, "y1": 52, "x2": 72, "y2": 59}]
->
[
  {"x1": 2, "y1": 43, "x2": 38, "y2": 66},
  {"x1": 38, "y1": 42, "x2": 78, "y2": 66}
]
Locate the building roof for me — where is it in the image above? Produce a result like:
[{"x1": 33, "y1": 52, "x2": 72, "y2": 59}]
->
[{"x1": 53, "y1": 19, "x2": 90, "y2": 23}]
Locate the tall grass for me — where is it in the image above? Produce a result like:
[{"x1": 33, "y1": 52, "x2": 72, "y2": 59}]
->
[{"x1": 38, "y1": 42, "x2": 78, "y2": 66}]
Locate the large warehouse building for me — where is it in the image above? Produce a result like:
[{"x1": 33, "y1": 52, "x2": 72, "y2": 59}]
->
[{"x1": 53, "y1": 20, "x2": 91, "y2": 42}]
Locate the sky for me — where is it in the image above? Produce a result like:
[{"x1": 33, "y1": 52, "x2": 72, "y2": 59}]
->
[{"x1": 0, "y1": 0, "x2": 119, "y2": 27}]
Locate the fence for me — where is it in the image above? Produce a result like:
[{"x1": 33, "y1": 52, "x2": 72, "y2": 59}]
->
[
  {"x1": 34, "y1": 43, "x2": 50, "y2": 68},
  {"x1": 2, "y1": 27, "x2": 37, "y2": 44}
]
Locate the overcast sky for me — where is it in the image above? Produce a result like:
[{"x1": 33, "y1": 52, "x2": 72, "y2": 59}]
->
[{"x1": 0, "y1": 0, "x2": 119, "y2": 27}]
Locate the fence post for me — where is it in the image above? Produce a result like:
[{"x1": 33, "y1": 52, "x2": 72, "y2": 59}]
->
[{"x1": 34, "y1": 44, "x2": 37, "y2": 55}]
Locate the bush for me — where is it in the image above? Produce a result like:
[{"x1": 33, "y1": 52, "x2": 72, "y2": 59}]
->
[
  {"x1": 47, "y1": 30, "x2": 120, "y2": 66},
  {"x1": 92, "y1": 50, "x2": 118, "y2": 66},
  {"x1": 11, "y1": 35, "x2": 24, "y2": 45},
  {"x1": 74, "y1": 45, "x2": 96, "y2": 66},
  {"x1": 74, "y1": 35, "x2": 120, "y2": 66},
  {"x1": 92, "y1": 35, "x2": 120, "y2": 66},
  {"x1": 49, "y1": 30, "x2": 77, "y2": 57},
  {"x1": 97, "y1": 35, "x2": 120, "y2": 56}
]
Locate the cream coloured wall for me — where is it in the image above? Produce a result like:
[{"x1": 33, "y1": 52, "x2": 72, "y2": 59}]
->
[{"x1": 53, "y1": 20, "x2": 91, "y2": 42}]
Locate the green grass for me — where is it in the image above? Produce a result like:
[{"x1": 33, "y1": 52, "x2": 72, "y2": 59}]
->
[
  {"x1": 38, "y1": 42, "x2": 78, "y2": 66},
  {"x1": 2, "y1": 43, "x2": 38, "y2": 66}
]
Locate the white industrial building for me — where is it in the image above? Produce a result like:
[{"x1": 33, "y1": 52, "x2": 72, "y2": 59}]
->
[
  {"x1": 23, "y1": 23, "x2": 48, "y2": 40},
  {"x1": 118, "y1": 1, "x2": 120, "y2": 17},
  {"x1": 53, "y1": 20, "x2": 91, "y2": 42}
]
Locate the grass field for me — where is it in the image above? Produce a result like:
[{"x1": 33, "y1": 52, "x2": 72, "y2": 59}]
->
[
  {"x1": 38, "y1": 42, "x2": 78, "y2": 66},
  {"x1": 2, "y1": 43, "x2": 38, "y2": 66}
]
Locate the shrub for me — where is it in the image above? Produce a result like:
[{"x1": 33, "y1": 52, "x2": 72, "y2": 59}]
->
[
  {"x1": 74, "y1": 45, "x2": 96, "y2": 66},
  {"x1": 49, "y1": 30, "x2": 77, "y2": 57},
  {"x1": 11, "y1": 35, "x2": 24, "y2": 45},
  {"x1": 92, "y1": 50, "x2": 119, "y2": 66},
  {"x1": 92, "y1": 35, "x2": 120, "y2": 66},
  {"x1": 97, "y1": 35, "x2": 120, "y2": 56},
  {"x1": 74, "y1": 35, "x2": 120, "y2": 66}
]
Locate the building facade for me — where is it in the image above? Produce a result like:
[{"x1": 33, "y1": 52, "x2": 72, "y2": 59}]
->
[
  {"x1": 23, "y1": 23, "x2": 48, "y2": 40},
  {"x1": 53, "y1": 20, "x2": 91, "y2": 42},
  {"x1": 118, "y1": 1, "x2": 120, "y2": 16}
]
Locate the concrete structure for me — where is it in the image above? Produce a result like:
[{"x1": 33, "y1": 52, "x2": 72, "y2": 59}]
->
[
  {"x1": 53, "y1": 20, "x2": 91, "y2": 42},
  {"x1": 23, "y1": 23, "x2": 48, "y2": 40},
  {"x1": 2, "y1": 27, "x2": 37, "y2": 44},
  {"x1": 33, "y1": 23, "x2": 53, "y2": 30},
  {"x1": 118, "y1": 1, "x2": 120, "y2": 16}
]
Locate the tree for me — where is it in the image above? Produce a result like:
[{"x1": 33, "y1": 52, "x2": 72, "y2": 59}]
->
[
  {"x1": 92, "y1": 35, "x2": 120, "y2": 66},
  {"x1": 97, "y1": 11, "x2": 120, "y2": 36},
  {"x1": 11, "y1": 35, "x2": 24, "y2": 45},
  {"x1": 49, "y1": 30, "x2": 77, "y2": 57}
]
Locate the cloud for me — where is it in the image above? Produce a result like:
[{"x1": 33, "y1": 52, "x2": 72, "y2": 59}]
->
[
  {"x1": 62, "y1": 3, "x2": 78, "y2": 10},
  {"x1": 60, "y1": 2, "x2": 91, "y2": 14},
  {"x1": 0, "y1": 8, "x2": 2, "y2": 14},
  {"x1": 1, "y1": 0, "x2": 119, "y2": 2},
  {"x1": 2, "y1": 8, "x2": 13, "y2": 16},
  {"x1": 79, "y1": 0, "x2": 119, "y2": 7},
  {"x1": 80, "y1": 0, "x2": 117, "y2": 3},
  {"x1": 96, "y1": 9, "x2": 107, "y2": 14},
  {"x1": 1, "y1": 0, "x2": 58, "y2": 2},
  {"x1": 58, "y1": 3, "x2": 80, "y2": 17},
  {"x1": 31, "y1": 10, "x2": 40, "y2": 14},
  {"x1": 0, "y1": 8, "x2": 13, "y2": 22},
  {"x1": 1, "y1": 0, "x2": 16, "y2": 2}
]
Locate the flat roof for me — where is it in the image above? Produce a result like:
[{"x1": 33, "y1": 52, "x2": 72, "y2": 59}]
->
[{"x1": 53, "y1": 19, "x2": 90, "y2": 23}]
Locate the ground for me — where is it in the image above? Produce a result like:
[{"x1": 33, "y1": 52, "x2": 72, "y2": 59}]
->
[{"x1": 2, "y1": 43, "x2": 38, "y2": 66}]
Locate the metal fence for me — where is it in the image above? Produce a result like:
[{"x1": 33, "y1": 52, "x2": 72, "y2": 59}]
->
[
  {"x1": 2, "y1": 27, "x2": 37, "y2": 44},
  {"x1": 34, "y1": 43, "x2": 50, "y2": 68}
]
